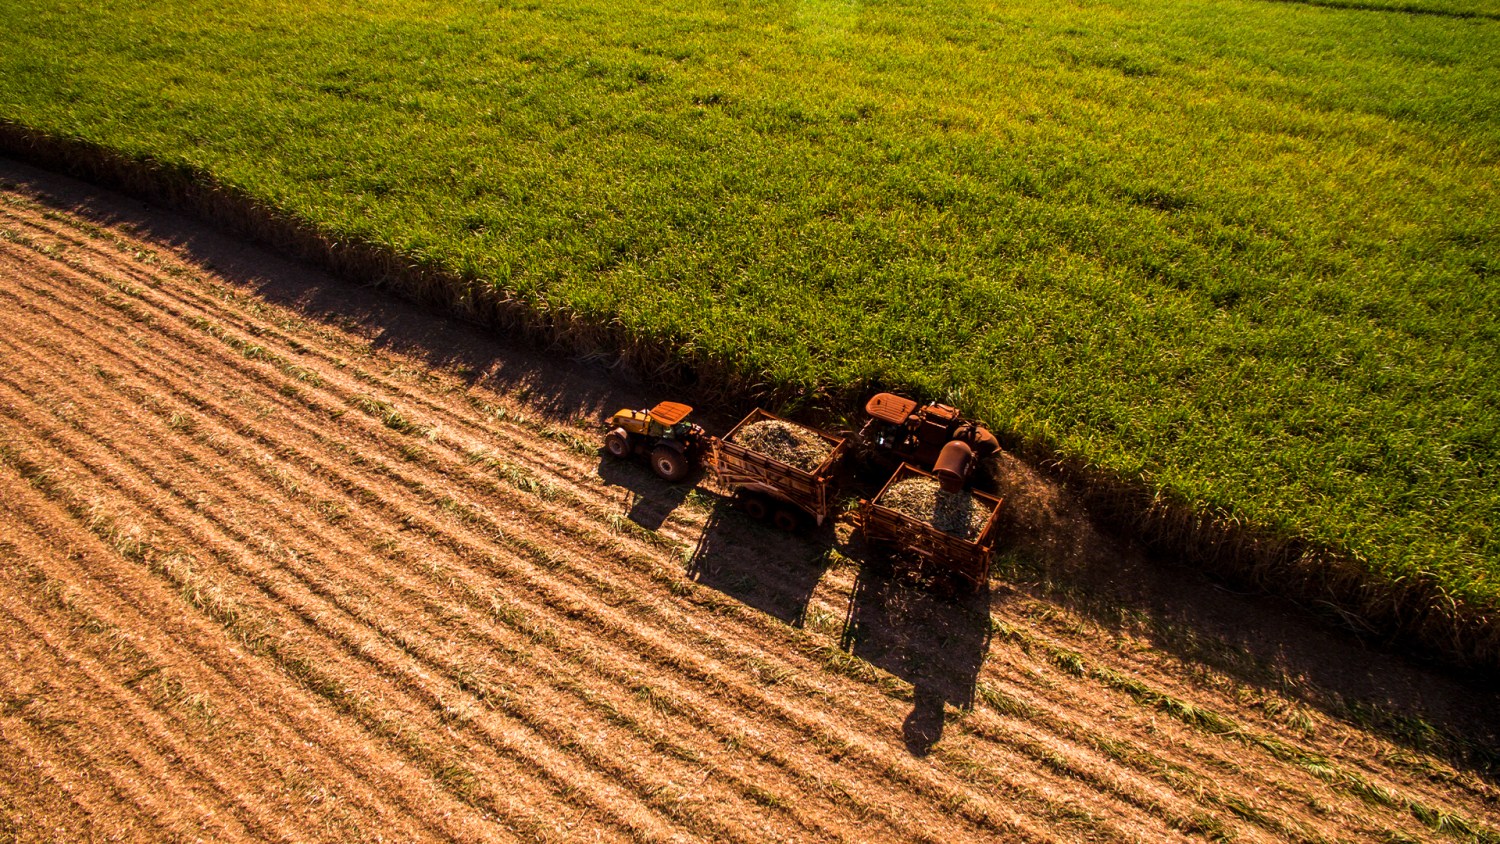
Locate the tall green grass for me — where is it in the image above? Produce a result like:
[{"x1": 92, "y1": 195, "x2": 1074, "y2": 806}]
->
[{"x1": 2, "y1": 0, "x2": 1496, "y2": 651}]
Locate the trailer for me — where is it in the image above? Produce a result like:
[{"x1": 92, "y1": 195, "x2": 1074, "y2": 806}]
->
[
  {"x1": 857, "y1": 463, "x2": 1004, "y2": 592},
  {"x1": 708, "y1": 408, "x2": 849, "y2": 531}
]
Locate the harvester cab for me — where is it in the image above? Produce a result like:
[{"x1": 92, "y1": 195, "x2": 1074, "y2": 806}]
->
[
  {"x1": 603, "y1": 401, "x2": 706, "y2": 483},
  {"x1": 858, "y1": 392, "x2": 999, "y2": 488}
]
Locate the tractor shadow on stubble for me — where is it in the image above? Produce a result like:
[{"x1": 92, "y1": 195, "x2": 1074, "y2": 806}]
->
[
  {"x1": 617, "y1": 459, "x2": 996, "y2": 756},
  {"x1": 684, "y1": 498, "x2": 833, "y2": 629},
  {"x1": 595, "y1": 456, "x2": 694, "y2": 533},
  {"x1": 594, "y1": 452, "x2": 831, "y2": 632}
]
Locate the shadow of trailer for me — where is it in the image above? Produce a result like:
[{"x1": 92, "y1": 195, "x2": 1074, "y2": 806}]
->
[
  {"x1": 685, "y1": 499, "x2": 836, "y2": 628},
  {"x1": 708, "y1": 408, "x2": 850, "y2": 532},
  {"x1": 855, "y1": 463, "x2": 1004, "y2": 595}
]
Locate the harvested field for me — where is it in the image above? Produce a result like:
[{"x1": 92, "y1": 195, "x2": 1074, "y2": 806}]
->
[
  {"x1": 2, "y1": 162, "x2": 1499, "y2": 843},
  {"x1": 730, "y1": 419, "x2": 834, "y2": 473},
  {"x1": 877, "y1": 476, "x2": 993, "y2": 541}
]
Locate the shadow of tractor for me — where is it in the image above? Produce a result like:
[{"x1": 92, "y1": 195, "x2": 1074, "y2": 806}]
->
[
  {"x1": 595, "y1": 452, "x2": 694, "y2": 533},
  {"x1": 597, "y1": 450, "x2": 833, "y2": 629}
]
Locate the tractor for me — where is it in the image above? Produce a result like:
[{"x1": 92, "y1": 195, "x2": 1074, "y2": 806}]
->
[
  {"x1": 858, "y1": 392, "x2": 1000, "y2": 490},
  {"x1": 602, "y1": 401, "x2": 707, "y2": 482}
]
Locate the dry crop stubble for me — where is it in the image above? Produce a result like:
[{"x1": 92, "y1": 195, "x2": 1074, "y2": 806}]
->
[
  {"x1": 0, "y1": 478, "x2": 467, "y2": 842},
  {"x1": 0, "y1": 175, "x2": 1496, "y2": 843}
]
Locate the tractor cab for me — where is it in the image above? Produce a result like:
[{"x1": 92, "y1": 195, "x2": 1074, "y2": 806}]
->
[
  {"x1": 608, "y1": 401, "x2": 694, "y2": 439},
  {"x1": 861, "y1": 392, "x2": 923, "y2": 453},
  {"x1": 647, "y1": 401, "x2": 696, "y2": 439}
]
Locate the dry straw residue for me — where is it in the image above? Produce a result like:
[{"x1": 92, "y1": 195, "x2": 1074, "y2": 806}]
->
[
  {"x1": 878, "y1": 476, "x2": 992, "y2": 540},
  {"x1": 732, "y1": 420, "x2": 833, "y2": 472}
]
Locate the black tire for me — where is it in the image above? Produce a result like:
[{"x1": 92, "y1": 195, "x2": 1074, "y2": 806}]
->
[
  {"x1": 740, "y1": 494, "x2": 770, "y2": 521},
  {"x1": 651, "y1": 445, "x2": 691, "y2": 482},
  {"x1": 604, "y1": 428, "x2": 631, "y2": 458},
  {"x1": 925, "y1": 569, "x2": 959, "y2": 601},
  {"x1": 771, "y1": 508, "x2": 801, "y2": 533}
]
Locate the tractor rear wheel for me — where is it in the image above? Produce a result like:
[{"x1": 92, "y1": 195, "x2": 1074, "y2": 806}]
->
[
  {"x1": 651, "y1": 445, "x2": 691, "y2": 482},
  {"x1": 605, "y1": 428, "x2": 632, "y2": 458}
]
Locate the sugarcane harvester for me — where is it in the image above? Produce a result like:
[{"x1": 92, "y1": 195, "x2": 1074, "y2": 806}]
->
[{"x1": 858, "y1": 393, "x2": 999, "y2": 492}]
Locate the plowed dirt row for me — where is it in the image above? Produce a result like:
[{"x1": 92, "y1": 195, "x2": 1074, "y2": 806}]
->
[{"x1": 1, "y1": 167, "x2": 1497, "y2": 843}]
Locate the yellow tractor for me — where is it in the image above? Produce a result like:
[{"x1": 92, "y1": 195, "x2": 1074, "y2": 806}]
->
[{"x1": 602, "y1": 401, "x2": 707, "y2": 482}]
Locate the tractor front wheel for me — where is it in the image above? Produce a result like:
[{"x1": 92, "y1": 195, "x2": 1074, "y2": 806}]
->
[
  {"x1": 651, "y1": 445, "x2": 691, "y2": 482},
  {"x1": 605, "y1": 428, "x2": 632, "y2": 458}
]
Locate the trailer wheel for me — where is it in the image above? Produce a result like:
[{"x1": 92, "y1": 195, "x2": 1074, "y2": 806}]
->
[
  {"x1": 771, "y1": 508, "x2": 801, "y2": 533},
  {"x1": 929, "y1": 571, "x2": 961, "y2": 601},
  {"x1": 650, "y1": 445, "x2": 691, "y2": 482},
  {"x1": 863, "y1": 543, "x2": 895, "y2": 578},
  {"x1": 604, "y1": 428, "x2": 631, "y2": 458},
  {"x1": 740, "y1": 494, "x2": 770, "y2": 521}
]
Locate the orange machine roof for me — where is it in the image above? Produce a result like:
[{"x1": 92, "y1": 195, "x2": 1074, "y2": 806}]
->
[
  {"x1": 650, "y1": 401, "x2": 694, "y2": 426},
  {"x1": 864, "y1": 392, "x2": 918, "y2": 425}
]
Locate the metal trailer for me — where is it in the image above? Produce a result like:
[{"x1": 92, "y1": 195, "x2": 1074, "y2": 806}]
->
[
  {"x1": 857, "y1": 462, "x2": 1004, "y2": 592},
  {"x1": 708, "y1": 408, "x2": 850, "y2": 531}
]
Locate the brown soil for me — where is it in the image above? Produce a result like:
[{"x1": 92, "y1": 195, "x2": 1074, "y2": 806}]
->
[{"x1": 1, "y1": 158, "x2": 1497, "y2": 843}]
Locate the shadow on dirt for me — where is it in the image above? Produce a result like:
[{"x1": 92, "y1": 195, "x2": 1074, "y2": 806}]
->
[
  {"x1": 842, "y1": 569, "x2": 994, "y2": 756},
  {"x1": 609, "y1": 453, "x2": 996, "y2": 754},
  {"x1": 595, "y1": 456, "x2": 694, "y2": 533},
  {"x1": 596, "y1": 450, "x2": 833, "y2": 629},
  {"x1": 6, "y1": 157, "x2": 1497, "y2": 779},
  {"x1": 685, "y1": 498, "x2": 833, "y2": 628}
]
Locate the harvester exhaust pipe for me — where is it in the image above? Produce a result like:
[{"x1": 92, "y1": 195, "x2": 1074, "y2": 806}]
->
[{"x1": 932, "y1": 440, "x2": 975, "y2": 493}]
